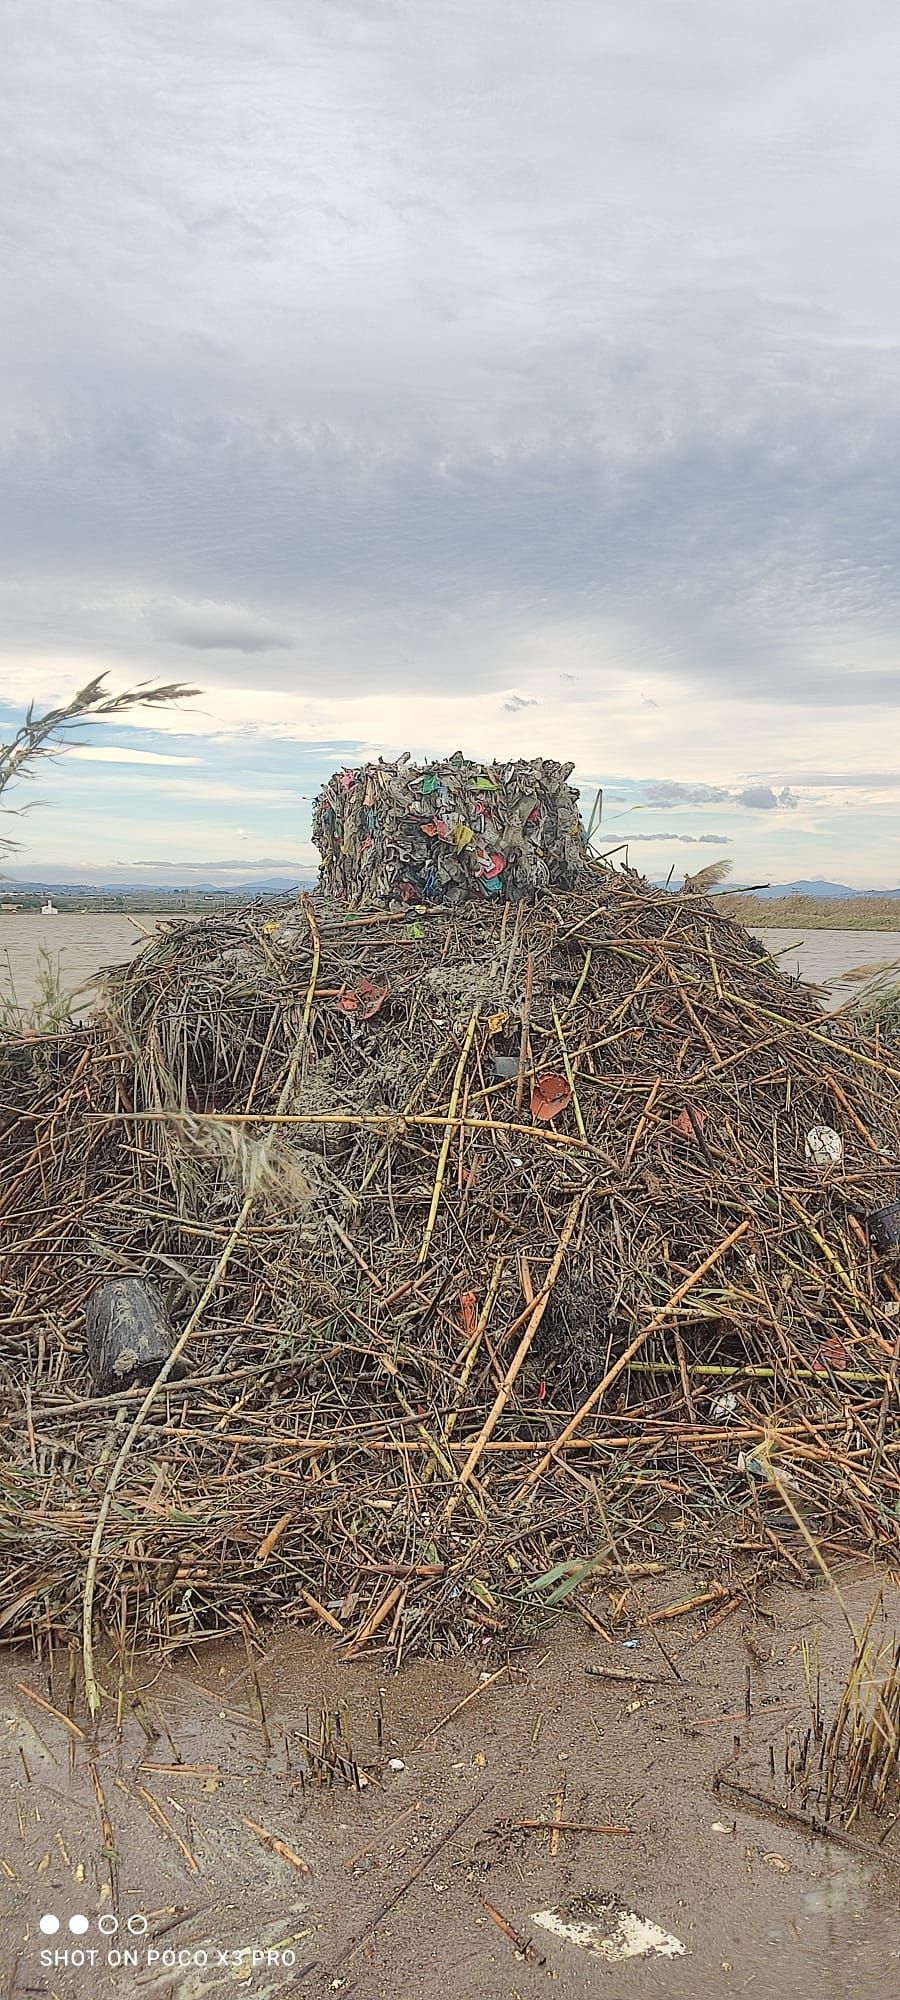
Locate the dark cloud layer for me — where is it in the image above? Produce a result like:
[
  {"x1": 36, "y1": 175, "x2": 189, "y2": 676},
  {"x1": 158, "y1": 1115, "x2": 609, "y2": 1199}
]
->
[{"x1": 3, "y1": 2, "x2": 900, "y2": 719}]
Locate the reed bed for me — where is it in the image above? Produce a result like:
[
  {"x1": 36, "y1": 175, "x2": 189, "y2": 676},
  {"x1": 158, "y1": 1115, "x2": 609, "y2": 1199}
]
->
[
  {"x1": 852, "y1": 978, "x2": 900, "y2": 1046},
  {"x1": 784, "y1": 1590, "x2": 900, "y2": 1827},
  {"x1": 3, "y1": 869, "x2": 900, "y2": 1667},
  {"x1": 720, "y1": 892, "x2": 900, "y2": 932}
]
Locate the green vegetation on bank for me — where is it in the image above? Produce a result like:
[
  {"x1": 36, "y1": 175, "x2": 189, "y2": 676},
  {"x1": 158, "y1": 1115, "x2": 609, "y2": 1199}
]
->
[
  {"x1": 719, "y1": 892, "x2": 900, "y2": 931},
  {"x1": 850, "y1": 979, "x2": 900, "y2": 1041},
  {"x1": 0, "y1": 945, "x2": 74, "y2": 1035}
]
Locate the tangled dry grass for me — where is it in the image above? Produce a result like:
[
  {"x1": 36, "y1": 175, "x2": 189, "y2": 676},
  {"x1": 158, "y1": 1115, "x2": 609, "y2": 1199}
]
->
[{"x1": 3, "y1": 870, "x2": 900, "y2": 1669}]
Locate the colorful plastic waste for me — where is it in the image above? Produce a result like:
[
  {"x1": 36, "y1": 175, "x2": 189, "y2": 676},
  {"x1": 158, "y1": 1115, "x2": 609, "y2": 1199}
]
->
[{"x1": 312, "y1": 753, "x2": 590, "y2": 908}]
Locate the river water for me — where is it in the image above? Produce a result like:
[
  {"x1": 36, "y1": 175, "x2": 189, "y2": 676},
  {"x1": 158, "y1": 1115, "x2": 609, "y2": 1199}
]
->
[
  {"x1": 753, "y1": 926, "x2": 900, "y2": 1010},
  {"x1": 2, "y1": 912, "x2": 899, "y2": 1016},
  {"x1": 0, "y1": 911, "x2": 172, "y2": 1015}
]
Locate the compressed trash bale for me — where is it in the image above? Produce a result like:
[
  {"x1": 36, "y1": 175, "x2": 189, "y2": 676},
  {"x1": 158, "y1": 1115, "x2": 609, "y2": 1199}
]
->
[
  {"x1": 85, "y1": 1277, "x2": 178, "y2": 1396},
  {"x1": 312, "y1": 751, "x2": 591, "y2": 909}
]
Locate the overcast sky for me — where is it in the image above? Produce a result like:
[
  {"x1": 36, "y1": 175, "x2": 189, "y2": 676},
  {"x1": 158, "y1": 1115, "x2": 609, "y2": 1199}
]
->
[{"x1": 3, "y1": 0, "x2": 900, "y2": 885}]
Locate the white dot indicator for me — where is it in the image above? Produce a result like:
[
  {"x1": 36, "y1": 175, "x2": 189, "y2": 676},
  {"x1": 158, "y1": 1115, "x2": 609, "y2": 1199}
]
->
[
  {"x1": 68, "y1": 1914, "x2": 90, "y2": 1935},
  {"x1": 39, "y1": 1914, "x2": 59, "y2": 1936}
]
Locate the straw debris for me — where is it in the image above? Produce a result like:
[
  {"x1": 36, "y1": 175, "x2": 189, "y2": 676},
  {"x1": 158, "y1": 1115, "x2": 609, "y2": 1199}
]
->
[{"x1": 2, "y1": 867, "x2": 900, "y2": 1666}]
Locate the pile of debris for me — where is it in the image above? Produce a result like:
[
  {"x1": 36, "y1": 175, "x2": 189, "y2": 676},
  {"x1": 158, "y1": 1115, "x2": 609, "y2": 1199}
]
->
[
  {"x1": 312, "y1": 752, "x2": 591, "y2": 907},
  {"x1": 2, "y1": 867, "x2": 900, "y2": 1664}
]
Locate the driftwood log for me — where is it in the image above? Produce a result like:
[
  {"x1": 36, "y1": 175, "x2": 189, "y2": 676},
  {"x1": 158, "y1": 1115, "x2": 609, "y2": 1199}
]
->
[{"x1": 85, "y1": 1277, "x2": 178, "y2": 1396}]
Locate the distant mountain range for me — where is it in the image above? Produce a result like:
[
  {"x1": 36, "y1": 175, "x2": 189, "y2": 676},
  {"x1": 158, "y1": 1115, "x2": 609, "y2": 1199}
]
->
[
  {"x1": 4, "y1": 871, "x2": 900, "y2": 902},
  {"x1": 736, "y1": 881, "x2": 900, "y2": 901},
  {"x1": 651, "y1": 876, "x2": 900, "y2": 900}
]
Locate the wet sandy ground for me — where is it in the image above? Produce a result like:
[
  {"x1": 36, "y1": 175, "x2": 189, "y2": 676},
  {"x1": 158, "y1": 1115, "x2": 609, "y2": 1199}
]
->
[{"x1": 2, "y1": 1566, "x2": 900, "y2": 2000}]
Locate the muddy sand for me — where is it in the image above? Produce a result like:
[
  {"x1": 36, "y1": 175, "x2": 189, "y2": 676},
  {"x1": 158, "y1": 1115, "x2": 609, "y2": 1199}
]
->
[{"x1": 2, "y1": 1565, "x2": 899, "y2": 2000}]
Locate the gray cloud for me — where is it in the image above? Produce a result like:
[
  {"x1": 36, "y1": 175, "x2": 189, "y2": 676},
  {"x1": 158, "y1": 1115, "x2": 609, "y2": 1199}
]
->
[
  {"x1": 146, "y1": 598, "x2": 293, "y2": 654},
  {"x1": 627, "y1": 831, "x2": 731, "y2": 845},
  {"x1": 737, "y1": 784, "x2": 800, "y2": 810},
  {"x1": 642, "y1": 782, "x2": 731, "y2": 808},
  {"x1": 739, "y1": 786, "x2": 779, "y2": 809},
  {"x1": 638, "y1": 778, "x2": 801, "y2": 816},
  {"x1": 503, "y1": 694, "x2": 538, "y2": 712}
]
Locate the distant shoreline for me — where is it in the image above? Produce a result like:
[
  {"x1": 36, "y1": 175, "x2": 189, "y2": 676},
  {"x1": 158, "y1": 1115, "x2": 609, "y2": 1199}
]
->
[
  {"x1": 0, "y1": 899, "x2": 252, "y2": 916},
  {"x1": 4, "y1": 885, "x2": 900, "y2": 930},
  {"x1": 0, "y1": 890, "x2": 310, "y2": 916}
]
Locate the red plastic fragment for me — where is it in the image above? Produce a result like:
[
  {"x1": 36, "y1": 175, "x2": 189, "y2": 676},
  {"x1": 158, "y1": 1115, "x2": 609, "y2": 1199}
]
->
[
  {"x1": 530, "y1": 1073, "x2": 572, "y2": 1122},
  {"x1": 337, "y1": 980, "x2": 390, "y2": 1020}
]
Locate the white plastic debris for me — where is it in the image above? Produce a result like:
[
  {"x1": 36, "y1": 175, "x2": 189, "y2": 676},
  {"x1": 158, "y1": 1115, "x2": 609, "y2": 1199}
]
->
[
  {"x1": 533, "y1": 1896, "x2": 685, "y2": 1964},
  {"x1": 711, "y1": 1392, "x2": 737, "y2": 1420},
  {"x1": 387, "y1": 1757, "x2": 406, "y2": 1773},
  {"x1": 805, "y1": 1124, "x2": 843, "y2": 1169}
]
